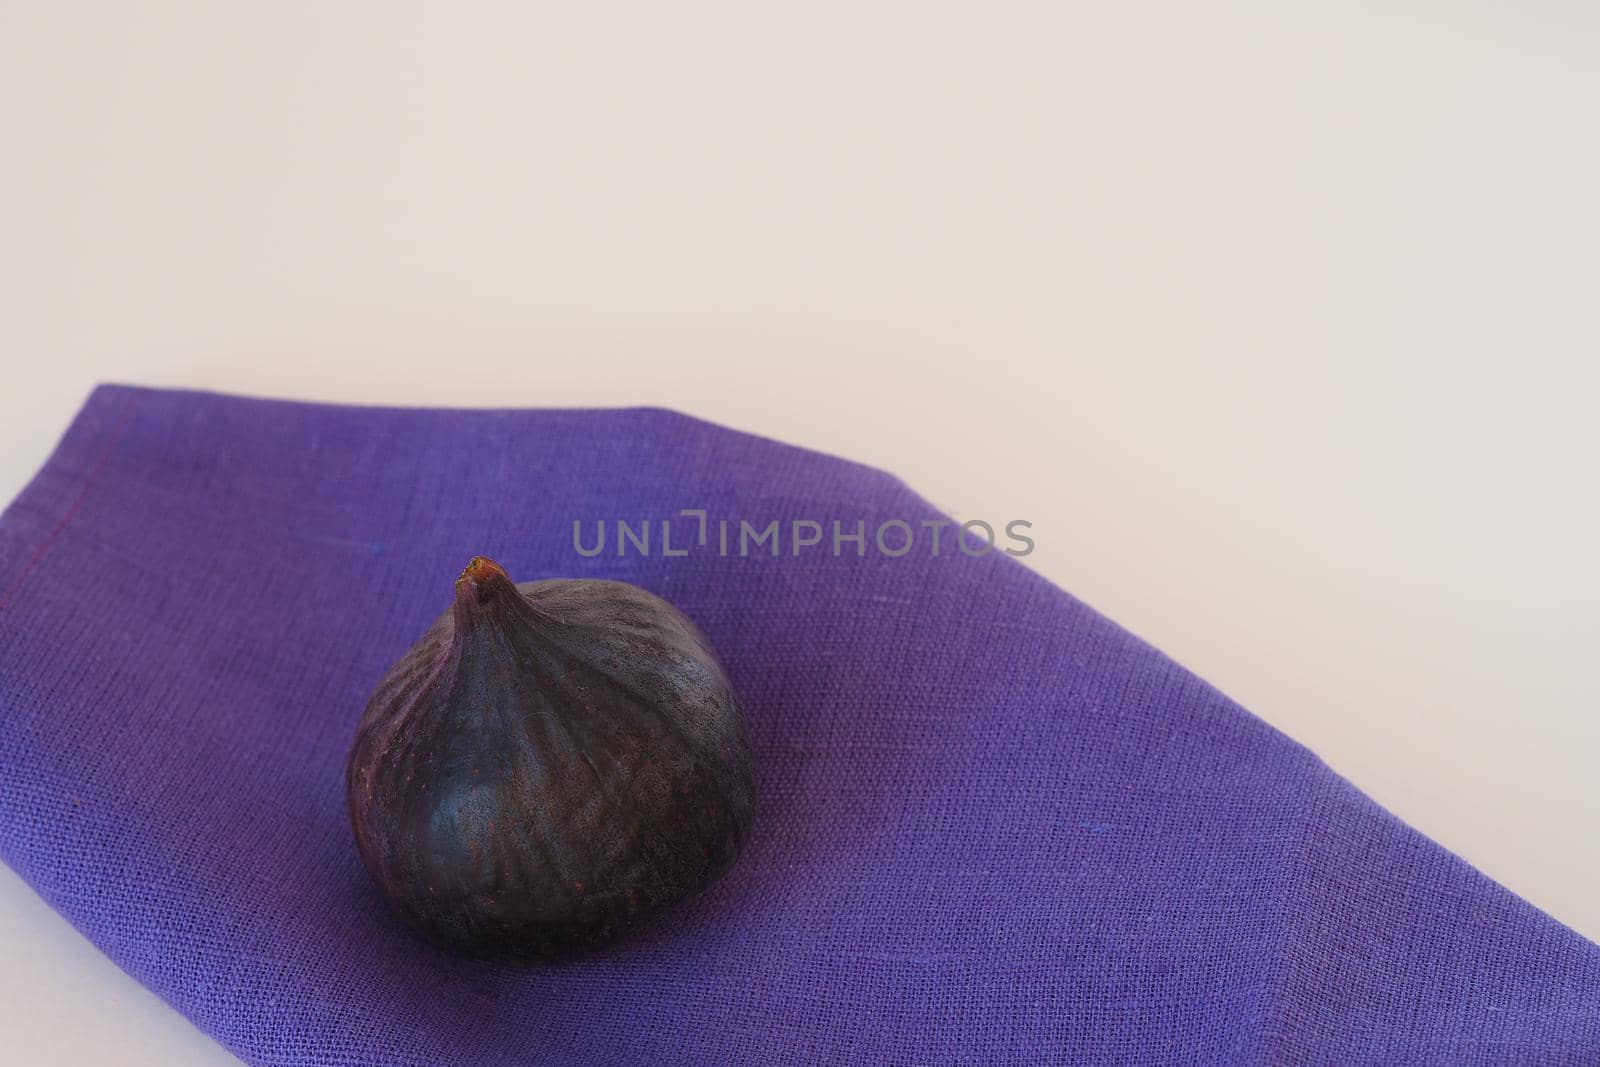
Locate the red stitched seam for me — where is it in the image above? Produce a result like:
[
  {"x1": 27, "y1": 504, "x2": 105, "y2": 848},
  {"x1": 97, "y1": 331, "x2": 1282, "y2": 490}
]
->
[{"x1": 0, "y1": 393, "x2": 142, "y2": 612}]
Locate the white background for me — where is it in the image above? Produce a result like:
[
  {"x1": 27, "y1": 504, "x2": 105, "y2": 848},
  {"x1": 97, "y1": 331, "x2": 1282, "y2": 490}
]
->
[{"x1": 2, "y1": 3, "x2": 1597, "y2": 1063}]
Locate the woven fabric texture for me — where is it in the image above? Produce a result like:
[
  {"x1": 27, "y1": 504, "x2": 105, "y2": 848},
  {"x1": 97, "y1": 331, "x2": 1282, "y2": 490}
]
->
[{"x1": 0, "y1": 385, "x2": 1596, "y2": 1065}]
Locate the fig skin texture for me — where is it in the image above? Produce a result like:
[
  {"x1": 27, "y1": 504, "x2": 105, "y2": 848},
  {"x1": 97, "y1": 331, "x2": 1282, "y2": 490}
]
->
[{"x1": 346, "y1": 557, "x2": 756, "y2": 960}]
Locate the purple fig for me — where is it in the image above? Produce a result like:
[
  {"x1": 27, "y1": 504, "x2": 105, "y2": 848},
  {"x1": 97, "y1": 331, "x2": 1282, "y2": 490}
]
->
[{"x1": 346, "y1": 557, "x2": 756, "y2": 960}]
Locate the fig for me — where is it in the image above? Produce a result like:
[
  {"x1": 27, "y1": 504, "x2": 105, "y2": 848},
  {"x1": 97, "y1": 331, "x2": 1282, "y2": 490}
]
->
[{"x1": 346, "y1": 556, "x2": 756, "y2": 960}]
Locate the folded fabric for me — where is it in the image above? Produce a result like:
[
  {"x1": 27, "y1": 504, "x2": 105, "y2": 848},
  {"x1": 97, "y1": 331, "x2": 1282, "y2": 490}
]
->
[{"x1": 1, "y1": 384, "x2": 1595, "y2": 1066}]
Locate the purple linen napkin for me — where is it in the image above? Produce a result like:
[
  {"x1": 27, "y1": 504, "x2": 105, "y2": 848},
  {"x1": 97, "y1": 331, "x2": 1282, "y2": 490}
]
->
[{"x1": 1, "y1": 384, "x2": 1596, "y2": 1065}]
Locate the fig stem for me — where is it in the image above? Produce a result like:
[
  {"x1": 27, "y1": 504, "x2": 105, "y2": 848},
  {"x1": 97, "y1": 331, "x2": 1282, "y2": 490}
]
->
[
  {"x1": 452, "y1": 556, "x2": 519, "y2": 629},
  {"x1": 458, "y1": 556, "x2": 510, "y2": 586}
]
